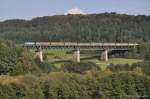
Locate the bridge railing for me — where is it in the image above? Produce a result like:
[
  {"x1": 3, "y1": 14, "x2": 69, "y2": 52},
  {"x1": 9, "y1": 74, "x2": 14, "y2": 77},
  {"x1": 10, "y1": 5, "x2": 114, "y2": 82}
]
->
[{"x1": 24, "y1": 42, "x2": 138, "y2": 46}]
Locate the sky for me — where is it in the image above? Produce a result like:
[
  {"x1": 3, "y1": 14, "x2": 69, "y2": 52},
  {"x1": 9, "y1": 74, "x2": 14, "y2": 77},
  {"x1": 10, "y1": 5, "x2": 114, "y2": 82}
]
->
[{"x1": 0, "y1": 0, "x2": 150, "y2": 21}]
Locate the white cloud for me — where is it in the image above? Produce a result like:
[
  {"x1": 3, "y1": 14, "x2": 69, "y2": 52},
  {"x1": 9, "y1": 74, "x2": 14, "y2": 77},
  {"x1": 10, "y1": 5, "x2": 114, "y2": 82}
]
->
[
  {"x1": 66, "y1": 7, "x2": 86, "y2": 15},
  {"x1": 0, "y1": 17, "x2": 3, "y2": 21},
  {"x1": 0, "y1": 17, "x2": 5, "y2": 22}
]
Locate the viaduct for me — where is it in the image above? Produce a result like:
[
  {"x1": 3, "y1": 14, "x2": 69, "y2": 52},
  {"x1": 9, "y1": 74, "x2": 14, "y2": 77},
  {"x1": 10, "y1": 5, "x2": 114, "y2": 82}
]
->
[{"x1": 23, "y1": 42, "x2": 139, "y2": 63}]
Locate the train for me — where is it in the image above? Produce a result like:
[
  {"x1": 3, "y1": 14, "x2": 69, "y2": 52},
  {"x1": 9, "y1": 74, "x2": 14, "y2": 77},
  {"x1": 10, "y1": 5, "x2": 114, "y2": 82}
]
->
[{"x1": 24, "y1": 42, "x2": 139, "y2": 47}]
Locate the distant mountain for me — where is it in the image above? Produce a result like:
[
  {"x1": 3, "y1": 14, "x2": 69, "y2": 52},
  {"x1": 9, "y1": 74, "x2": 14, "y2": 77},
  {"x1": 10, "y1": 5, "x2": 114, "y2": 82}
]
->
[{"x1": 0, "y1": 13, "x2": 150, "y2": 43}]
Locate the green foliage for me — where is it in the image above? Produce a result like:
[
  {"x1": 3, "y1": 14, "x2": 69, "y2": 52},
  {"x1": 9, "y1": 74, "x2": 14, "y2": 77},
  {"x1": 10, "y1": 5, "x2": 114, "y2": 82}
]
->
[
  {"x1": 0, "y1": 83, "x2": 30, "y2": 99},
  {"x1": 39, "y1": 72, "x2": 150, "y2": 99},
  {"x1": 0, "y1": 75, "x2": 44, "y2": 99},
  {"x1": 0, "y1": 40, "x2": 35, "y2": 75},
  {"x1": 95, "y1": 73, "x2": 150, "y2": 98},
  {"x1": 0, "y1": 63, "x2": 150, "y2": 98},
  {"x1": 132, "y1": 61, "x2": 150, "y2": 76},
  {"x1": 41, "y1": 73, "x2": 87, "y2": 99},
  {"x1": 0, "y1": 13, "x2": 150, "y2": 43},
  {"x1": 108, "y1": 64, "x2": 132, "y2": 72},
  {"x1": 61, "y1": 62, "x2": 97, "y2": 73},
  {"x1": 35, "y1": 57, "x2": 56, "y2": 73},
  {"x1": 108, "y1": 61, "x2": 150, "y2": 76},
  {"x1": 138, "y1": 42, "x2": 150, "y2": 60}
]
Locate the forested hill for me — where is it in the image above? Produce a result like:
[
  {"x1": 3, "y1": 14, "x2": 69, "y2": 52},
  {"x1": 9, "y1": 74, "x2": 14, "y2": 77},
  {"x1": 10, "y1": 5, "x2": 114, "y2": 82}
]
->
[{"x1": 0, "y1": 13, "x2": 150, "y2": 43}]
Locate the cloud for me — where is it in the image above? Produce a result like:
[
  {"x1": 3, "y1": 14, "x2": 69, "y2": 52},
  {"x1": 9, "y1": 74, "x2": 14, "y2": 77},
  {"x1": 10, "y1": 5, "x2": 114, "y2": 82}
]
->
[
  {"x1": 0, "y1": 17, "x2": 3, "y2": 22},
  {"x1": 66, "y1": 7, "x2": 86, "y2": 15}
]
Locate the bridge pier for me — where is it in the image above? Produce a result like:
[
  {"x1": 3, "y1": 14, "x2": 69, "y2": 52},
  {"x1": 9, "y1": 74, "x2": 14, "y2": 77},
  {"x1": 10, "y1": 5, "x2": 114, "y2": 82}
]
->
[
  {"x1": 101, "y1": 49, "x2": 108, "y2": 61},
  {"x1": 72, "y1": 48, "x2": 80, "y2": 63},
  {"x1": 24, "y1": 42, "x2": 139, "y2": 63},
  {"x1": 35, "y1": 47, "x2": 43, "y2": 62}
]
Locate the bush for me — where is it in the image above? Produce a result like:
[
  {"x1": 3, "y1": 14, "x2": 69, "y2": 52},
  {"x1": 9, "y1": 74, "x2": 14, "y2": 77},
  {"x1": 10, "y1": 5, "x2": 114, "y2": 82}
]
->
[
  {"x1": 35, "y1": 57, "x2": 56, "y2": 73},
  {"x1": 0, "y1": 40, "x2": 37, "y2": 75},
  {"x1": 108, "y1": 61, "x2": 150, "y2": 76},
  {"x1": 108, "y1": 64, "x2": 132, "y2": 72},
  {"x1": 132, "y1": 61, "x2": 150, "y2": 76},
  {"x1": 0, "y1": 83, "x2": 31, "y2": 99},
  {"x1": 61, "y1": 62, "x2": 97, "y2": 73},
  {"x1": 86, "y1": 72, "x2": 150, "y2": 98}
]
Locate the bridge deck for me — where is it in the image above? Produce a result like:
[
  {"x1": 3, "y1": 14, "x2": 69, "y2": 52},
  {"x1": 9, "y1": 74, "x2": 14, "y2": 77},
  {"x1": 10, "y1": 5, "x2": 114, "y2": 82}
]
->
[{"x1": 23, "y1": 42, "x2": 139, "y2": 50}]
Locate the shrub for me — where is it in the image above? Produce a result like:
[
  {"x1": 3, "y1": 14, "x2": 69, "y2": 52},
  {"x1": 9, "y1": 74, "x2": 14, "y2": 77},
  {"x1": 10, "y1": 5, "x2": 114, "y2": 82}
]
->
[
  {"x1": 0, "y1": 40, "x2": 34, "y2": 75},
  {"x1": 61, "y1": 62, "x2": 97, "y2": 73},
  {"x1": 35, "y1": 57, "x2": 56, "y2": 73}
]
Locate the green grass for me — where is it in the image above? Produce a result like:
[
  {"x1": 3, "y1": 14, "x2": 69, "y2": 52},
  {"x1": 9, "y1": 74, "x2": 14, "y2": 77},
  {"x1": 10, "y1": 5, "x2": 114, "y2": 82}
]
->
[
  {"x1": 45, "y1": 49, "x2": 71, "y2": 59},
  {"x1": 106, "y1": 58, "x2": 143, "y2": 65},
  {"x1": 31, "y1": 49, "x2": 144, "y2": 68},
  {"x1": 87, "y1": 58, "x2": 143, "y2": 65},
  {"x1": 83, "y1": 58, "x2": 143, "y2": 70}
]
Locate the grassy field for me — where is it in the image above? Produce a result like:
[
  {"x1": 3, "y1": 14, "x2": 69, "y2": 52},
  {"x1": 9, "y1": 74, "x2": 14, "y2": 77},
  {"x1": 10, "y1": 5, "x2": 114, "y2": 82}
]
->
[
  {"x1": 86, "y1": 58, "x2": 143, "y2": 70},
  {"x1": 40, "y1": 49, "x2": 143, "y2": 68},
  {"x1": 86, "y1": 58, "x2": 143, "y2": 65}
]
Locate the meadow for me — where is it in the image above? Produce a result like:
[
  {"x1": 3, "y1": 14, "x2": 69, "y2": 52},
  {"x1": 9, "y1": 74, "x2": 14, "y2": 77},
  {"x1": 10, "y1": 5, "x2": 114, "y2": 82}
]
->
[{"x1": 40, "y1": 49, "x2": 143, "y2": 68}]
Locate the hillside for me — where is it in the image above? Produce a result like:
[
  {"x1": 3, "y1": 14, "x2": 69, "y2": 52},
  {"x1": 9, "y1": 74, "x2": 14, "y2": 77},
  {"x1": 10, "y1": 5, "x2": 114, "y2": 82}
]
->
[
  {"x1": 0, "y1": 13, "x2": 150, "y2": 98},
  {"x1": 0, "y1": 13, "x2": 150, "y2": 43}
]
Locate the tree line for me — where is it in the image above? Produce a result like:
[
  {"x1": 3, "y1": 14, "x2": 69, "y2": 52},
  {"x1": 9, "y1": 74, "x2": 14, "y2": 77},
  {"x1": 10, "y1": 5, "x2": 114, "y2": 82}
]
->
[{"x1": 0, "y1": 13, "x2": 150, "y2": 43}]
